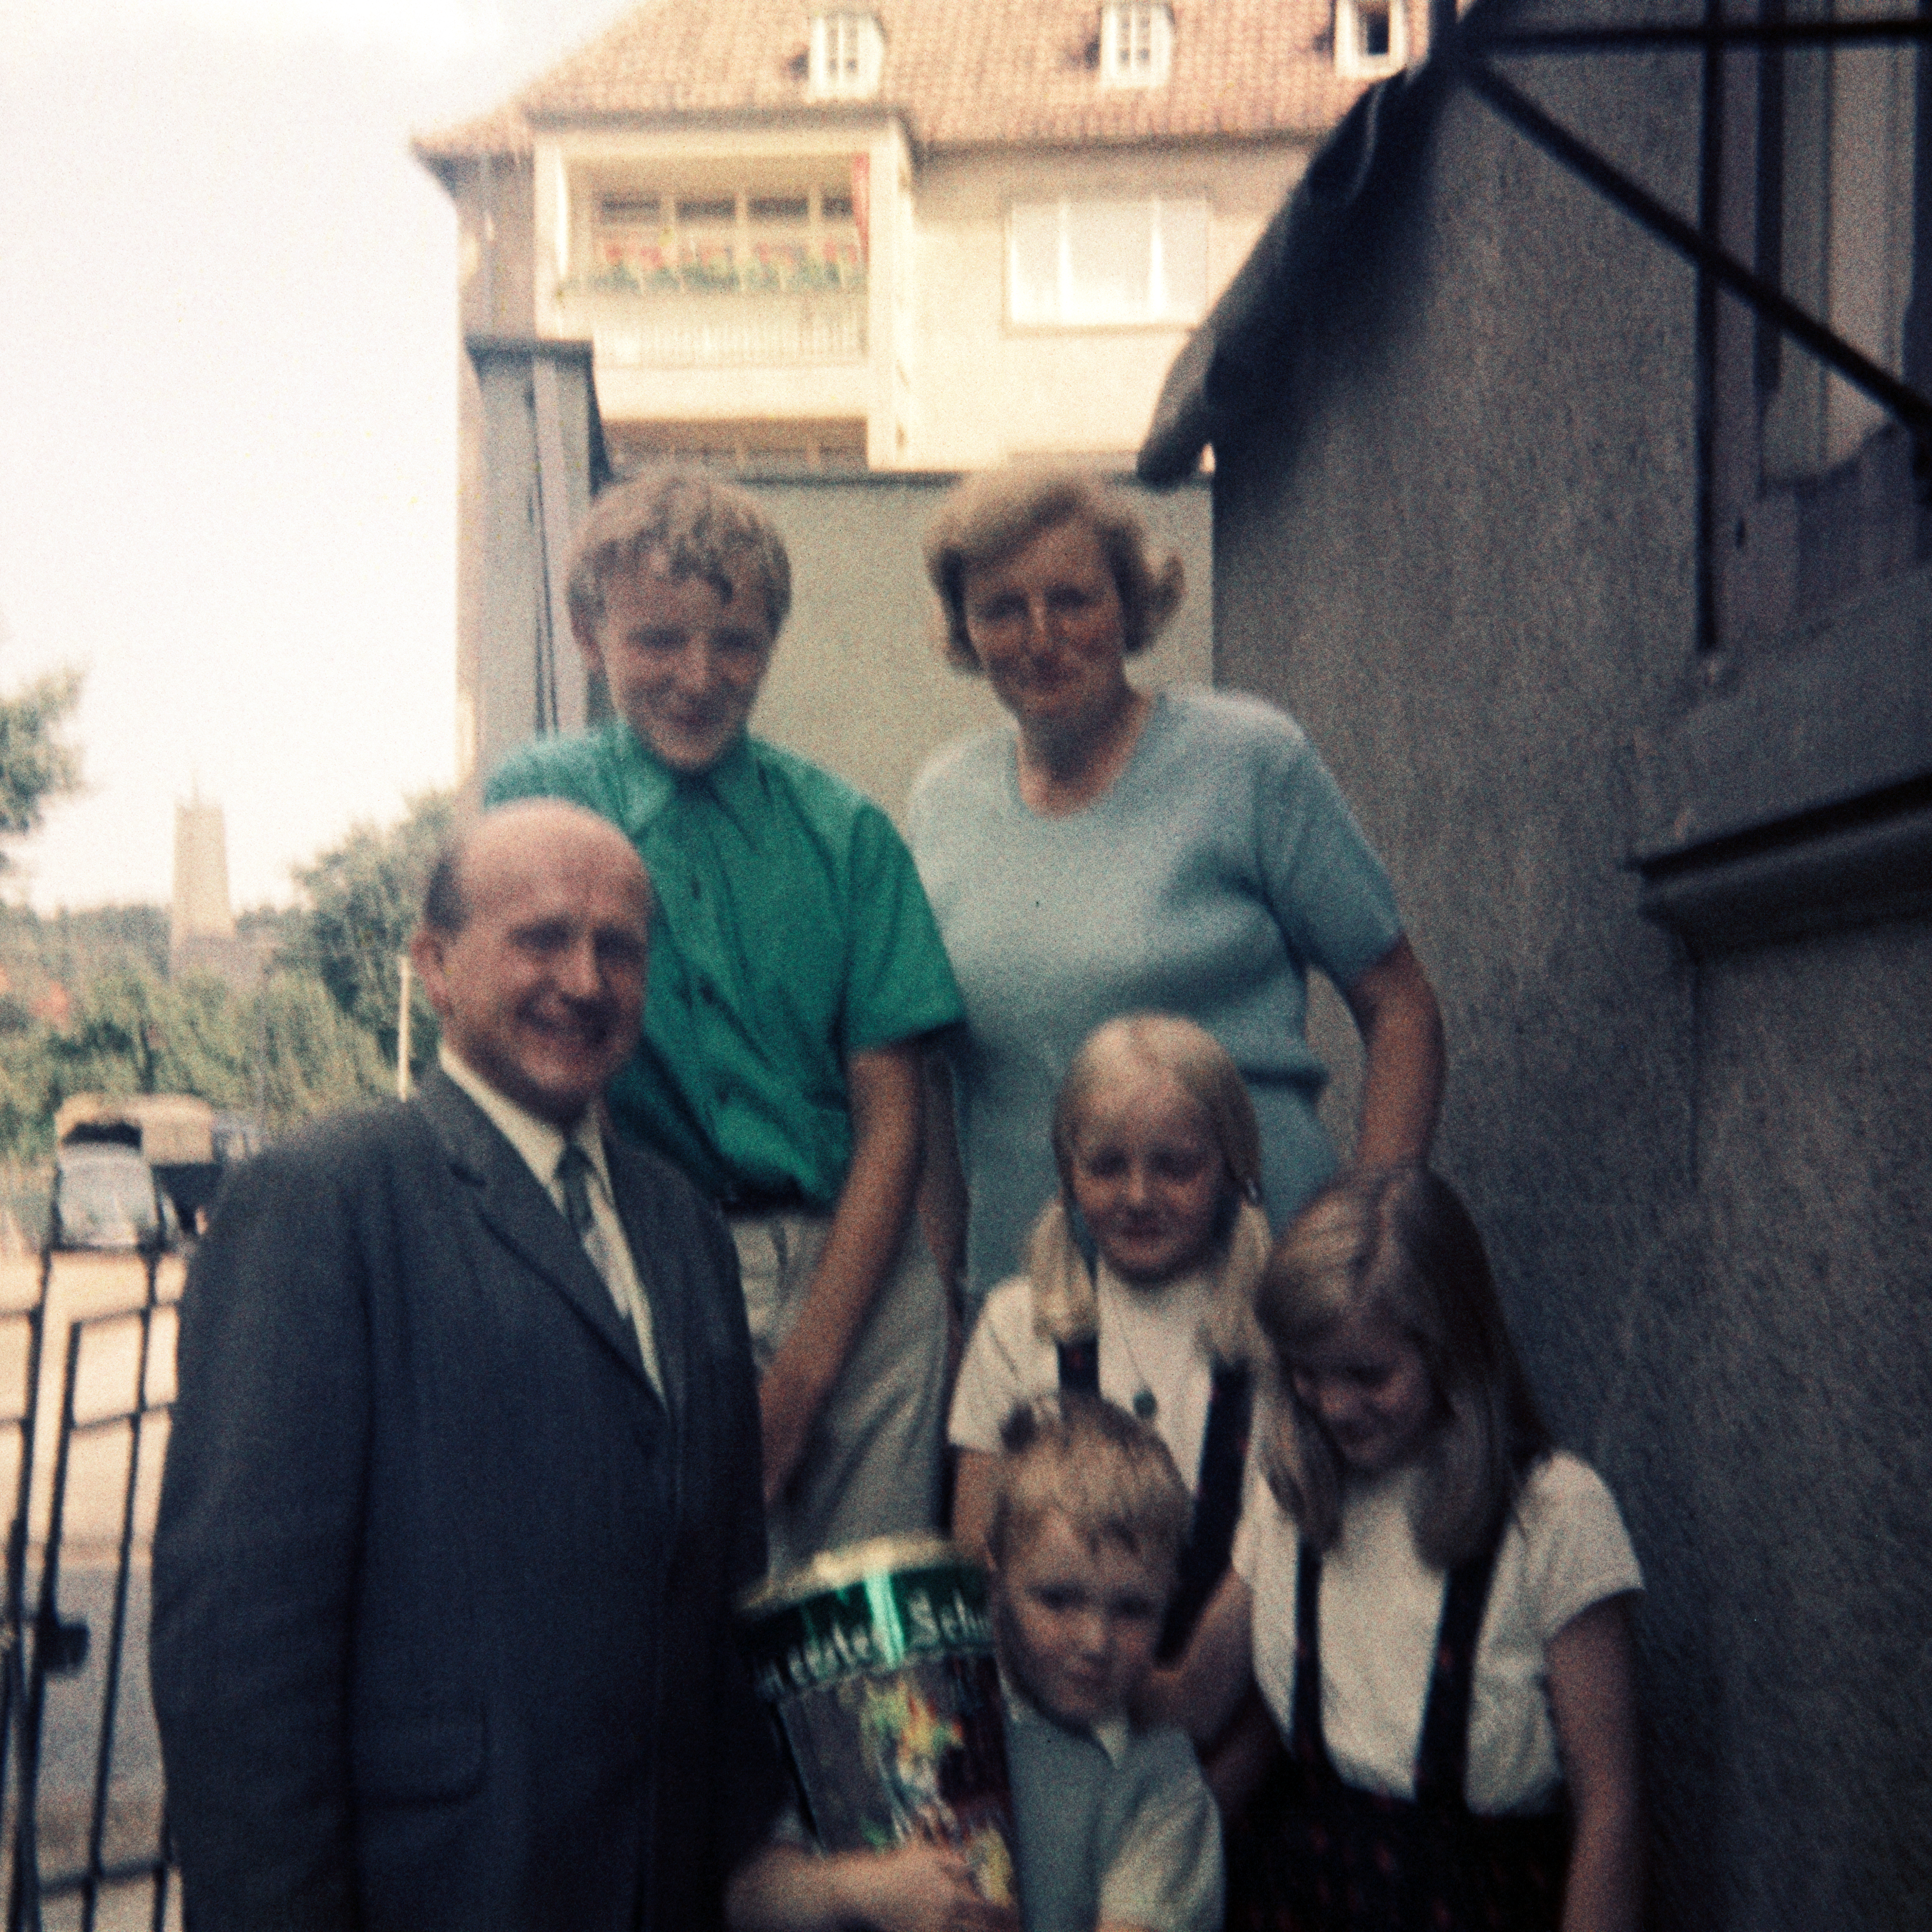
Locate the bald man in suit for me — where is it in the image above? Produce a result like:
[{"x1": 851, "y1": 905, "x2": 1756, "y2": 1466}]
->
[{"x1": 152, "y1": 801, "x2": 781, "y2": 1931}]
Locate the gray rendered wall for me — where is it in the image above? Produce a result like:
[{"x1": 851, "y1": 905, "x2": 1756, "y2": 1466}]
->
[
  {"x1": 467, "y1": 344, "x2": 601, "y2": 803},
  {"x1": 740, "y1": 474, "x2": 1213, "y2": 821},
  {"x1": 1204, "y1": 27, "x2": 1931, "y2": 1932},
  {"x1": 460, "y1": 406, "x2": 1209, "y2": 819}
]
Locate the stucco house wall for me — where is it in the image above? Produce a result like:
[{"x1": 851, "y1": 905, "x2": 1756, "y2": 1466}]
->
[
  {"x1": 416, "y1": 0, "x2": 1399, "y2": 477},
  {"x1": 1196, "y1": 37, "x2": 1931, "y2": 1931},
  {"x1": 906, "y1": 140, "x2": 1310, "y2": 466},
  {"x1": 742, "y1": 471, "x2": 1212, "y2": 816}
]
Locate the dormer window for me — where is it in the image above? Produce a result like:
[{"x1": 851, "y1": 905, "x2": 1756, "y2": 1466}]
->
[
  {"x1": 1100, "y1": 4, "x2": 1174, "y2": 87},
  {"x1": 809, "y1": 13, "x2": 884, "y2": 98},
  {"x1": 1335, "y1": 0, "x2": 1406, "y2": 75}
]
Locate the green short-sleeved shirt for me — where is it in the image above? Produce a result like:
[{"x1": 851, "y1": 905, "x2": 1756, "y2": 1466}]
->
[{"x1": 487, "y1": 722, "x2": 964, "y2": 1205}]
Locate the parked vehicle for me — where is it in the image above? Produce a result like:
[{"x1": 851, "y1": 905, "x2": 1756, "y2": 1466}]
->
[
  {"x1": 48, "y1": 1093, "x2": 253, "y2": 1247},
  {"x1": 47, "y1": 1139, "x2": 180, "y2": 1253}
]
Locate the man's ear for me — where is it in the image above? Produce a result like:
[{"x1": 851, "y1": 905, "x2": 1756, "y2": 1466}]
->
[
  {"x1": 409, "y1": 924, "x2": 453, "y2": 1021},
  {"x1": 570, "y1": 605, "x2": 606, "y2": 679}
]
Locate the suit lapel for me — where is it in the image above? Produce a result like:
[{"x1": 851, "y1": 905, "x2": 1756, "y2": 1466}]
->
[{"x1": 414, "y1": 1071, "x2": 655, "y2": 1395}]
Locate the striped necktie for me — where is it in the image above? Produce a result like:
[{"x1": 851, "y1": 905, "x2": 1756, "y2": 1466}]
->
[{"x1": 555, "y1": 1144, "x2": 604, "y2": 1268}]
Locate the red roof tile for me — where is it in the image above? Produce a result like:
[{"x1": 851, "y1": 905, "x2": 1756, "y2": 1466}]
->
[{"x1": 414, "y1": 0, "x2": 1380, "y2": 168}]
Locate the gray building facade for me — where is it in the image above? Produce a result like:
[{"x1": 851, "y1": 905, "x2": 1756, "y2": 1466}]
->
[{"x1": 1143, "y1": 10, "x2": 1931, "y2": 1926}]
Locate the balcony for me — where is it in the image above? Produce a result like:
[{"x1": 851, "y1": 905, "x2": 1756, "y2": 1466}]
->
[
  {"x1": 556, "y1": 239, "x2": 869, "y2": 369},
  {"x1": 563, "y1": 287, "x2": 867, "y2": 369}
]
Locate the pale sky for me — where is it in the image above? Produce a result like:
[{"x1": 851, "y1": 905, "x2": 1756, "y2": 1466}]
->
[{"x1": 1, "y1": 0, "x2": 630, "y2": 912}]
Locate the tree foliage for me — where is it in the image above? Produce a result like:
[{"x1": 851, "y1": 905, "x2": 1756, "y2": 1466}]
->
[
  {"x1": 0, "y1": 961, "x2": 394, "y2": 1162},
  {"x1": 257, "y1": 972, "x2": 391, "y2": 1122},
  {"x1": 0, "y1": 901, "x2": 167, "y2": 984},
  {"x1": 0, "y1": 791, "x2": 451, "y2": 1162},
  {"x1": 292, "y1": 788, "x2": 451, "y2": 1075},
  {"x1": 39, "y1": 969, "x2": 174, "y2": 1106},
  {"x1": 0, "y1": 669, "x2": 83, "y2": 866}
]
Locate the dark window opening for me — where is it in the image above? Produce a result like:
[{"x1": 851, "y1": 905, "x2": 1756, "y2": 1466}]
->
[
  {"x1": 1713, "y1": 0, "x2": 1932, "y2": 653},
  {"x1": 600, "y1": 195, "x2": 662, "y2": 224}
]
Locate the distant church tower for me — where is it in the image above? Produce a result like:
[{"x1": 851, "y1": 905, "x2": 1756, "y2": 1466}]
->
[{"x1": 171, "y1": 794, "x2": 250, "y2": 986}]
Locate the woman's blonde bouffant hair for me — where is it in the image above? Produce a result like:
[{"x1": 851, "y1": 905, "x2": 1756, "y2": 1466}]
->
[
  {"x1": 1254, "y1": 1166, "x2": 1553, "y2": 1569},
  {"x1": 922, "y1": 466, "x2": 1185, "y2": 671},
  {"x1": 1027, "y1": 1014, "x2": 1271, "y2": 1369}
]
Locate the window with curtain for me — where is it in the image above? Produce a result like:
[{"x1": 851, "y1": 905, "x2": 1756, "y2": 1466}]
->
[{"x1": 1008, "y1": 199, "x2": 1209, "y2": 326}]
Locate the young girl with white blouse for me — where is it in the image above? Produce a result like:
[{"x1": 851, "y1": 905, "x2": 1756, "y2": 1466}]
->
[
  {"x1": 1158, "y1": 1165, "x2": 1642, "y2": 1932},
  {"x1": 949, "y1": 1013, "x2": 1271, "y2": 1657}
]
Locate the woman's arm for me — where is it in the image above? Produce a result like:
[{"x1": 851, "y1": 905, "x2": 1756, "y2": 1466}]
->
[
  {"x1": 1341, "y1": 936, "x2": 1445, "y2": 1168},
  {"x1": 1546, "y1": 1594, "x2": 1643, "y2": 1932},
  {"x1": 1138, "y1": 1571, "x2": 1257, "y2": 1749}
]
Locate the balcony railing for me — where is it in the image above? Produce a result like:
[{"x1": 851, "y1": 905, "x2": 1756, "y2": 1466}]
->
[{"x1": 558, "y1": 286, "x2": 869, "y2": 369}]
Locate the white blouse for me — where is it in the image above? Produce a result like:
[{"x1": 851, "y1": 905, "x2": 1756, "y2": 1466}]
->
[
  {"x1": 1233, "y1": 1452, "x2": 1642, "y2": 1814},
  {"x1": 949, "y1": 1263, "x2": 1217, "y2": 1491}
]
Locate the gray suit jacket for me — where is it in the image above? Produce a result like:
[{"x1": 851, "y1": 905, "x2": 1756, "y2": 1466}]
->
[{"x1": 152, "y1": 1070, "x2": 781, "y2": 1931}]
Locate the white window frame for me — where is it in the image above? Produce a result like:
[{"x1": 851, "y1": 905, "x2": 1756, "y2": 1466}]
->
[
  {"x1": 1007, "y1": 197, "x2": 1210, "y2": 328},
  {"x1": 1335, "y1": 0, "x2": 1407, "y2": 77},
  {"x1": 808, "y1": 13, "x2": 884, "y2": 99},
  {"x1": 1100, "y1": 4, "x2": 1174, "y2": 87}
]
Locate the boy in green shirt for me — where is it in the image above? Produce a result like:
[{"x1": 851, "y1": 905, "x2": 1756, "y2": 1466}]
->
[{"x1": 487, "y1": 469, "x2": 964, "y2": 1574}]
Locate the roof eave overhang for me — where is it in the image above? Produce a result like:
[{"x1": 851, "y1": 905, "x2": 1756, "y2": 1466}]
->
[
  {"x1": 1138, "y1": 63, "x2": 1449, "y2": 483},
  {"x1": 411, "y1": 147, "x2": 473, "y2": 194},
  {"x1": 921, "y1": 123, "x2": 1330, "y2": 161},
  {"x1": 522, "y1": 102, "x2": 911, "y2": 143}
]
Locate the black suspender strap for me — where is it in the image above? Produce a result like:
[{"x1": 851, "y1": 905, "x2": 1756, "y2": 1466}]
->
[
  {"x1": 1412, "y1": 1507, "x2": 1511, "y2": 1808},
  {"x1": 1052, "y1": 1337, "x2": 1250, "y2": 1657},
  {"x1": 1261, "y1": 1505, "x2": 1567, "y2": 1932},
  {"x1": 1286, "y1": 1503, "x2": 1509, "y2": 1800},
  {"x1": 1159, "y1": 1362, "x2": 1252, "y2": 1658},
  {"x1": 1288, "y1": 1535, "x2": 1329, "y2": 1768},
  {"x1": 1055, "y1": 1335, "x2": 1100, "y2": 1394}
]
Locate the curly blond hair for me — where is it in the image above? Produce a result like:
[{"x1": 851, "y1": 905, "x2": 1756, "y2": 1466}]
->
[
  {"x1": 565, "y1": 466, "x2": 792, "y2": 641},
  {"x1": 986, "y1": 1394, "x2": 1191, "y2": 1582}
]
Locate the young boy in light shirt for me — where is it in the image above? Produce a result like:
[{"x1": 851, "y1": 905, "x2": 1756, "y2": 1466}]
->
[{"x1": 729, "y1": 1396, "x2": 1224, "y2": 1932}]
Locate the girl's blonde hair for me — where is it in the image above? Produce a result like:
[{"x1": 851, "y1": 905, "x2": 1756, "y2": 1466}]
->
[
  {"x1": 1028, "y1": 1014, "x2": 1270, "y2": 1367},
  {"x1": 1254, "y1": 1165, "x2": 1552, "y2": 1568}
]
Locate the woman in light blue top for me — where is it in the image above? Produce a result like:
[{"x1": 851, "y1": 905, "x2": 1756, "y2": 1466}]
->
[{"x1": 907, "y1": 468, "x2": 1446, "y2": 1319}]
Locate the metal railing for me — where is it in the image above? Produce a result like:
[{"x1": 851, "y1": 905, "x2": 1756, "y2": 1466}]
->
[{"x1": 2, "y1": 1250, "x2": 178, "y2": 1932}]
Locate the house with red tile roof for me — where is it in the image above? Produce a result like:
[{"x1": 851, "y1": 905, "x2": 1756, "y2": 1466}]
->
[{"x1": 415, "y1": 0, "x2": 1420, "y2": 471}]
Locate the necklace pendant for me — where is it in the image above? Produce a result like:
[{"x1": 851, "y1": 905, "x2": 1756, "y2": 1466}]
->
[{"x1": 1133, "y1": 1387, "x2": 1158, "y2": 1422}]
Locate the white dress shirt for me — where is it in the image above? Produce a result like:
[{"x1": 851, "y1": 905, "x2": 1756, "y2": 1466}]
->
[{"x1": 439, "y1": 1043, "x2": 662, "y2": 1395}]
